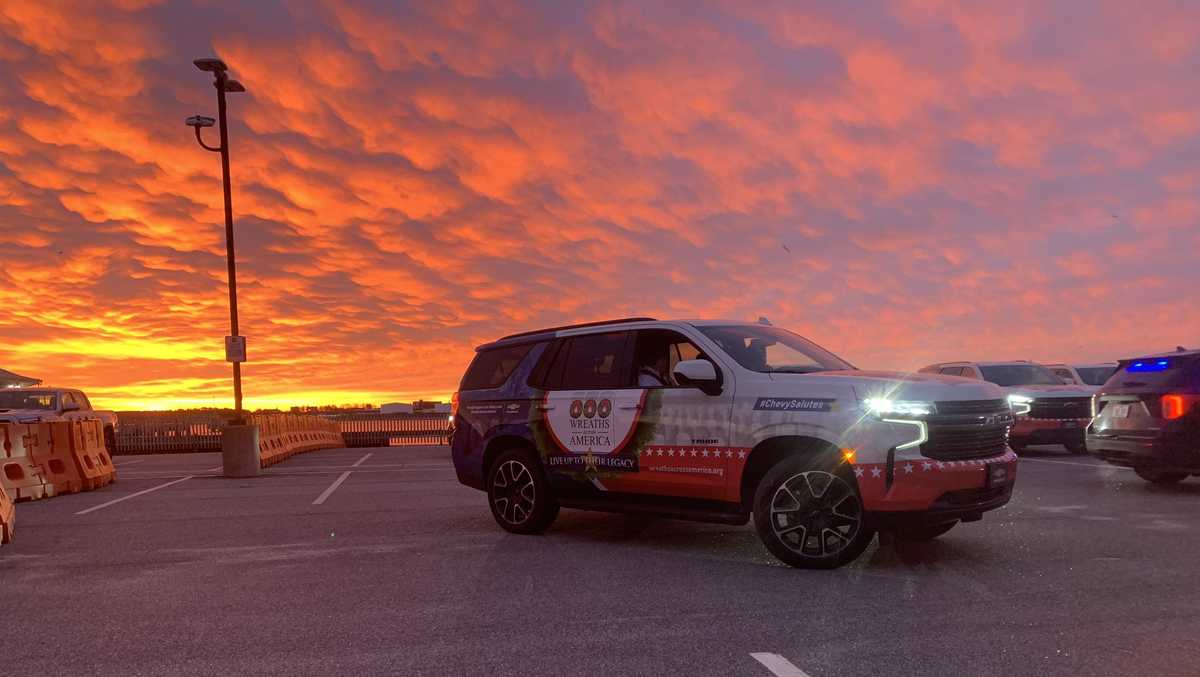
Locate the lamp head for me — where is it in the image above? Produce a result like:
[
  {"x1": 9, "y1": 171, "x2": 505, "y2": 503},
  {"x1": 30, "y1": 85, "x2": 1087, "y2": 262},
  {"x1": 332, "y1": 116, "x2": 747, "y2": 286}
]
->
[
  {"x1": 193, "y1": 58, "x2": 228, "y2": 73},
  {"x1": 185, "y1": 115, "x2": 216, "y2": 128}
]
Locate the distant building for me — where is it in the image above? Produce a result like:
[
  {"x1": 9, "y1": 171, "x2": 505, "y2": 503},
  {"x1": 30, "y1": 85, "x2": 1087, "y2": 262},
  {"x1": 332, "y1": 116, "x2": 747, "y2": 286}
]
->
[
  {"x1": 379, "y1": 401, "x2": 451, "y2": 415},
  {"x1": 380, "y1": 402, "x2": 414, "y2": 415},
  {"x1": 0, "y1": 369, "x2": 40, "y2": 388}
]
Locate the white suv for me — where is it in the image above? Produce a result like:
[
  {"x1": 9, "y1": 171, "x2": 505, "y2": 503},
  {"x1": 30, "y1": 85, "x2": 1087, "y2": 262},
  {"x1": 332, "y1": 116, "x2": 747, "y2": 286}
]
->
[
  {"x1": 1044, "y1": 363, "x2": 1119, "y2": 390},
  {"x1": 919, "y1": 361, "x2": 1095, "y2": 453},
  {"x1": 452, "y1": 318, "x2": 1019, "y2": 569}
]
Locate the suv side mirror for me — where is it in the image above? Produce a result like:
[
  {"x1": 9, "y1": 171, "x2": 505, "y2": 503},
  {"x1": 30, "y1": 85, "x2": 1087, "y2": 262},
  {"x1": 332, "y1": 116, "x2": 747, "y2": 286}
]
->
[{"x1": 673, "y1": 359, "x2": 721, "y2": 396}]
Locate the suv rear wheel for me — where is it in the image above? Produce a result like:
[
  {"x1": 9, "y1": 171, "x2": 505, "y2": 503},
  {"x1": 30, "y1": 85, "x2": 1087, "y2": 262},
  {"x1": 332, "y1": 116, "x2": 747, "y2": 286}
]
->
[
  {"x1": 752, "y1": 457, "x2": 875, "y2": 569},
  {"x1": 1134, "y1": 467, "x2": 1187, "y2": 485},
  {"x1": 486, "y1": 448, "x2": 558, "y2": 534}
]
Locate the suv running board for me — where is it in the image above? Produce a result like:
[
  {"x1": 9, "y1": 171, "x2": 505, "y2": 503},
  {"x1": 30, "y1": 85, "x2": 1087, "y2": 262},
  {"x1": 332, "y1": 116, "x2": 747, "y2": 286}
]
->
[{"x1": 557, "y1": 496, "x2": 750, "y2": 526}]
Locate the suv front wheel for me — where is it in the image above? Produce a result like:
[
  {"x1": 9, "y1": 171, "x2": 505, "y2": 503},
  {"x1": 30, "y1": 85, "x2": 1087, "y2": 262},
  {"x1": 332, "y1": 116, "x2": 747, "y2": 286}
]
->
[
  {"x1": 487, "y1": 448, "x2": 559, "y2": 534},
  {"x1": 753, "y1": 457, "x2": 875, "y2": 569}
]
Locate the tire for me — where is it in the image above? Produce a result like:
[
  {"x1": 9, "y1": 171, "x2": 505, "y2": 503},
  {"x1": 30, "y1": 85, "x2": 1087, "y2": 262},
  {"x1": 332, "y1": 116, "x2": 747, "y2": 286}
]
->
[
  {"x1": 752, "y1": 456, "x2": 875, "y2": 569},
  {"x1": 1134, "y1": 467, "x2": 1187, "y2": 485},
  {"x1": 1066, "y1": 442, "x2": 1087, "y2": 455},
  {"x1": 104, "y1": 426, "x2": 117, "y2": 455},
  {"x1": 893, "y1": 521, "x2": 957, "y2": 541},
  {"x1": 486, "y1": 448, "x2": 559, "y2": 534}
]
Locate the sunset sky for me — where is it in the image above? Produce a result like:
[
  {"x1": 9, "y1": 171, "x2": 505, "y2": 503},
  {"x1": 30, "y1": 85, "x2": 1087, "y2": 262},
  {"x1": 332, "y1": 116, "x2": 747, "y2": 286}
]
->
[{"x1": 1, "y1": 1, "x2": 1198, "y2": 411}]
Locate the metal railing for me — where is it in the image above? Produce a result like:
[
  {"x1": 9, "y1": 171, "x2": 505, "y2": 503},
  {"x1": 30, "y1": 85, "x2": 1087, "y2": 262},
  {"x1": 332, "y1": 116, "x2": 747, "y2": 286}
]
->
[{"x1": 113, "y1": 411, "x2": 451, "y2": 454}]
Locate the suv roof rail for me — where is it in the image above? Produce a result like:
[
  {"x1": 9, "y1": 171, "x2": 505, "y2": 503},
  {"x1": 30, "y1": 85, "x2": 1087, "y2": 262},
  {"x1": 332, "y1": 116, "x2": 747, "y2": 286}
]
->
[{"x1": 498, "y1": 317, "x2": 658, "y2": 341}]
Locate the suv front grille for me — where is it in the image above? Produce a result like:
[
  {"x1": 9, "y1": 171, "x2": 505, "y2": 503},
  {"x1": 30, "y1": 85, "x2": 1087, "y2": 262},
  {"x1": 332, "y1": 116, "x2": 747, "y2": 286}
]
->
[
  {"x1": 1028, "y1": 397, "x2": 1091, "y2": 420},
  {"x1": 935, "y1": 399, "x2": 1008, "y2": 415},
  {"x1": 922, "y1": 424, "x2": 1010, "y2": 460},
  {"x1": 923, "y1": 400, "x2": 1012, "y2": 460}
]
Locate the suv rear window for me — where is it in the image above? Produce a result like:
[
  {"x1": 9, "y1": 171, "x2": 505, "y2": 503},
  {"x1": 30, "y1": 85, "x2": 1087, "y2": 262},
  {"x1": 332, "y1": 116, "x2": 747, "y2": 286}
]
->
[
  {"x1": 1103, "y1": 356, "x2": 1200, "y2": 392},
  {"x1": 461, "y1": 343, "x2": 535, "y2": 390}
]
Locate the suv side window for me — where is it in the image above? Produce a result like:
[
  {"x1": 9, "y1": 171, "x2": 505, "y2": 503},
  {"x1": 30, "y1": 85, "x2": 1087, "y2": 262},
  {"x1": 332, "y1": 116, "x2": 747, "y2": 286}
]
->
[
  {"x1": 460, "y1": 343, "x2": 535, "y2": 390},
  {"x1": 631, "y1": 329, "x2": 708, "y2": 388},
  {"x1": 75, "y1": 391, "x2": 92, "y2": 410},
  {"x1": 60, "y1": 391, "x2": 77, "y2": 409},
  {"x1": 556, "y1": 331, "x2": 632, "y2": 390},
  {"x1": 939, "y1": 366, "x2": 964, "y2": 377}
]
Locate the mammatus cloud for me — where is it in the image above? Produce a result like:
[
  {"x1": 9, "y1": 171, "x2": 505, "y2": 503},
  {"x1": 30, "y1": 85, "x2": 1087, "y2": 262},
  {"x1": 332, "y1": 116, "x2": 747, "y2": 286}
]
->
[{"x1": 0, "y1": 0, "x2": 1197, "y2": 409}]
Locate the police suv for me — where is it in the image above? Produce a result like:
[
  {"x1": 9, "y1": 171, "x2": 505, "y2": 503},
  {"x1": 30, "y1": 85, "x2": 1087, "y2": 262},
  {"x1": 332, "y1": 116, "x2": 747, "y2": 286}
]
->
[{"x1": 451, "y1": 318, "x2": 1018, "y2": 569}]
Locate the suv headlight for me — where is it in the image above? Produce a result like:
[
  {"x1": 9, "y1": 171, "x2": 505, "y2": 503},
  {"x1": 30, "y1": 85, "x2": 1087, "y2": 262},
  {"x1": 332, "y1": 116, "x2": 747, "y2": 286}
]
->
[
  {"x1": 863, "y1": 398, "x2": 936, "y2": 417},
  {"x1": 1007, "y1": 394, "x2": 1033, "y2": 416}
]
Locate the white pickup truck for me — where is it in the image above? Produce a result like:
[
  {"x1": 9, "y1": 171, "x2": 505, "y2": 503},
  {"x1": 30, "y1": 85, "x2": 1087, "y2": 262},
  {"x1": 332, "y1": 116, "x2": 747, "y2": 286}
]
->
[{"x1": 0, "y1": 387, "x2": 119, "y2": 451}]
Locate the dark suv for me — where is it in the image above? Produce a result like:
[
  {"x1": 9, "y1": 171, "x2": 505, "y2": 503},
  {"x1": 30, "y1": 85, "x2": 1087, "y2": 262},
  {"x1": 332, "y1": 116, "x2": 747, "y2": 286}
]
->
[{"x1": 1088, "y1": 350, "x2": 1200, "y2": 484}]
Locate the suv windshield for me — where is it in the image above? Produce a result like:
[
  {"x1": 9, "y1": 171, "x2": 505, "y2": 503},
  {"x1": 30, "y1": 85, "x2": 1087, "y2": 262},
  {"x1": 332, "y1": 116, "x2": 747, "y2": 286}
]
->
[
  {"x1": 1075, "y1": 366, "x2": 1117, "y2": 386},
  {"x1": 0, "y1": 391, "x2": 56, "y2": 410},
  {"x1": 697, "y1": 325, "x2": 853, "y2": 374},
  {"x1": 978, "y1": 364, "x2": 1063, "y2": 387}
]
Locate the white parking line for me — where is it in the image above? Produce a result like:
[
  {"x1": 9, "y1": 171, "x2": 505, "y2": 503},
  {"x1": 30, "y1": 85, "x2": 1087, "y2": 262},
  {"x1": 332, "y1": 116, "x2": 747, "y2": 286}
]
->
[
  {"x1": 750, "y1": 653, "x2": 811, "y2": 677},
  {"x1": 76, "y1": 476, "x2": 194, "y2": 515},
  {"x1": 312, "y1": 471, "x2": 352, "y2": 505},
  {"x1": 206, "y1": 465, "x2": 224, "y2": 472},
  {"x1": 351, "y1": 452, "x2": 373, "y2": 467},
  {"x1": 1021, "y1": 458, "x2": 1130, "y2": 470},
  {"x1": 114, "y1": 458, "x2": 146, "y2": 466}
]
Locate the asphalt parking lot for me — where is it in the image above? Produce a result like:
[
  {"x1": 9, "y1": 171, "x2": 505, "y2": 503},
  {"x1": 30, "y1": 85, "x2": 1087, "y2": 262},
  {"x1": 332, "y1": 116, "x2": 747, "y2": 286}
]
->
[{"x1": 2, "y1": 445, "x2": 1198, "y2": 676}]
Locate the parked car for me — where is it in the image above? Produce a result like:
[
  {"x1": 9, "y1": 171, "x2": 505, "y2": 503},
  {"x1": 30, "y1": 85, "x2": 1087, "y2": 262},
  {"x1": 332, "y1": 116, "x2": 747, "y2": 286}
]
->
[
  {"x1": 1088, "y1": 350, "x2": 1200, "y2": 485},
  {"x1": 0, "y1": 387, "x2": 119, "y2": 451},
  {"x1": 452, "y1": 318, "x2": 1018, "y2": 569},
  {"x1": 918, "y1": 361, "x2": 1094, "y2": 453},
  {"x1": 1044, "y1": 362, "x2": 1119, "y2": 390}
]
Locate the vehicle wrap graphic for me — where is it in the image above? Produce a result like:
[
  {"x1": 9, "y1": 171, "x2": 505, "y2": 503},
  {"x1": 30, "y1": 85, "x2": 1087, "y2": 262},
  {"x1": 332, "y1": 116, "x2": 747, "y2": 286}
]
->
[
  {"x1": 532, "y1": 389, "x2": 662, "y2": 476},
  {"x1": 753, "y1": 397, "x2": 837, "y2": 412}
]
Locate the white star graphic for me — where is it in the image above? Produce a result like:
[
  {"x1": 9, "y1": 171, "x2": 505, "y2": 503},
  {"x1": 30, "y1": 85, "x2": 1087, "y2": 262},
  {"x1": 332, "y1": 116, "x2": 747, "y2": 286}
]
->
[
  {"x1": 690, "y1": 449, "x2": 698, "y2": 457},
  {"x1": 903, "y1": 463, "x2": 914, "y2": 474},
  {"x1": 737, "y1": 451, "x2": 747, "y2": 460},
  {"x1": 725, "y1": 451, "x2": 733, "y2": 458},
  {"x1": 854, "y1": 467, "x2": 864, "y2": 478},
  {"x1": 870, "y1": 467, "x2": 882, "y2": 478},
  {"x1": 936, "y1": 462, "x2": 945, "y2": 470},
  {"x1": 922, "y1": 462, "x2": 933, "y2": 471},
  {"x1": 656, "y1": 449, "x2": 664, "y2": 456},
  {"x1": 701, "y1": 449, "x2": 710, "y2": 458},
  {"x1": 667, "y1": 449, "x2": 675, "y2": 457}
]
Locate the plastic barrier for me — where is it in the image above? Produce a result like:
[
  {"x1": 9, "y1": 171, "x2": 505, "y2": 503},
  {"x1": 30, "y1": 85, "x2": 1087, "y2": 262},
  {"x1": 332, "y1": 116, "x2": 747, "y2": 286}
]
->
[
  {"x1": 0, "y1": 423, "x2": 54, "y2": 502},
  {"x1": 249, "y1": 414, "x2": 344, "y2": 468},
  {"x1": 0, "y1": 481, "x2": 14, "y2": 545},
  {"x1": 27, "y1": 422, "x2": 85, "y2": 494},
  {"x1": 79, "y1": 419, "x2": 117, "y2": 489}
]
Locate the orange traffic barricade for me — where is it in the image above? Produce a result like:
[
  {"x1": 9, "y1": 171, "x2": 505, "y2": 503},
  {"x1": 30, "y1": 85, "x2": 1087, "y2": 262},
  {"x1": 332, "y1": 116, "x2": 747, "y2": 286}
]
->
[
  {"x1": 31, "y1": 422, "x2": 87, "y2": 494},
  {"x1": 0, "y1": 423, "x2": 54, "y2": 502},
  {"x1": 0, "y1": 481, "x2": 14, "y2": 545},
  {"x1": 77, "y1": 420, "x2": 116, "y2": 490}
]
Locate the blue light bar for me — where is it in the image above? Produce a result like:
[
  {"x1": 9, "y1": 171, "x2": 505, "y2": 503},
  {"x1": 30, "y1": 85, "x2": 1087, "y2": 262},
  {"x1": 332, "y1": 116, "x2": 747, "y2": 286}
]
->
[{"x1": 1127, "y1": 359, "x2": 1170, "y2": 372}]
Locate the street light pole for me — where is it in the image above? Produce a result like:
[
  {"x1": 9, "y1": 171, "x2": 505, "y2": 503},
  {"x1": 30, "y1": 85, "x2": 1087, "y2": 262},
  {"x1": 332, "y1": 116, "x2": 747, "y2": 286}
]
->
[{"x1": 186, "y1": 58, "x2": 247, "y2": 424}]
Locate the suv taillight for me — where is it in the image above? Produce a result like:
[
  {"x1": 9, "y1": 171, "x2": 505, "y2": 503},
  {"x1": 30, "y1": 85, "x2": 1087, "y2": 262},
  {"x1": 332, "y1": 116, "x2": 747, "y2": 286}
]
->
[{"x1": 1162, "y1": 394, "x2": 1197, "y2": 420}]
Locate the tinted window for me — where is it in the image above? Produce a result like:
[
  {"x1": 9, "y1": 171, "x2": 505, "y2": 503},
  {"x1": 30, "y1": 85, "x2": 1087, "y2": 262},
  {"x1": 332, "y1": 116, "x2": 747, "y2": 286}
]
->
[
  {"x1": 1103, "y1": 356, "x2": 1200, "y2": 392},
  {"x1": 559, "y1": 331, "x2": 631, "y2": 389},
  {"x1": 1076, "y1": 366, "x2": 1117, "y2": 386},
  {"x1": 939, "y1": 366, "x2": 964, "y2": 377},
  {"x1": 0, "y1": 391, "x2": 56, "y2": 410},
  {"x1": 1052, "y1": 368, "x2": 1075, "y2": 383},
  {"x1": 698, "y1": 325, "x2": 853, "y2": 373},
  {"x1": 461, "y1": 343, "x2": 534, "y2": 390},
  {"x1": 76, "y1": 392, "x2": 93, "y2": 410},
  {"x1": 978, "y1": 364, "x2": 1063, "y2": 387},
  {"x1": 632, "y1": 329, "x2": 708, "y2": 387}
]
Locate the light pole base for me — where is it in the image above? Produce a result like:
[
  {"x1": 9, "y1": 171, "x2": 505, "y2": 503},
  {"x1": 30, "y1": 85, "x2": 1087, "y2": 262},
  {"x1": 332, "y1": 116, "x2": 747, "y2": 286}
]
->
[{"x1": 221, "y1": 424, "x2": 260, "y2": 478}]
